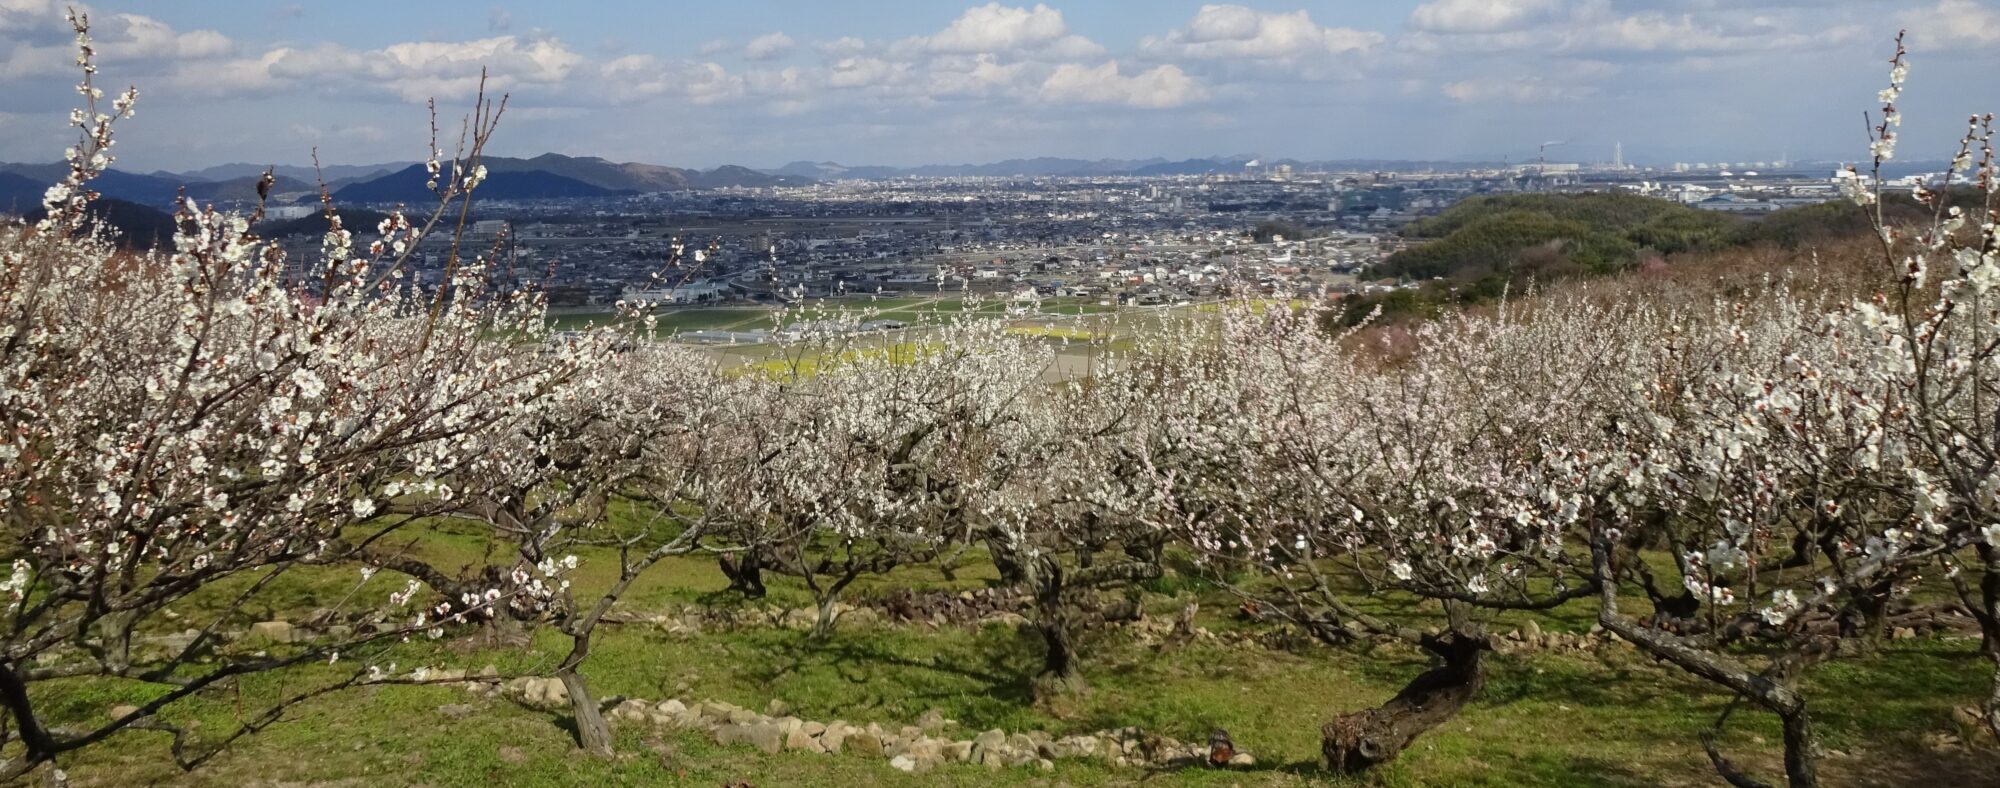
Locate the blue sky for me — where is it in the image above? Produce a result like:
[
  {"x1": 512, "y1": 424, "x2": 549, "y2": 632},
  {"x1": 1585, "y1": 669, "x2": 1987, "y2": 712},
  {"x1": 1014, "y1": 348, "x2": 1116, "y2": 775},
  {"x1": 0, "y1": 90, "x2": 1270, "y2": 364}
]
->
[{"x1": 2, "y1": 1, "x2": 1997, "y2": 171}]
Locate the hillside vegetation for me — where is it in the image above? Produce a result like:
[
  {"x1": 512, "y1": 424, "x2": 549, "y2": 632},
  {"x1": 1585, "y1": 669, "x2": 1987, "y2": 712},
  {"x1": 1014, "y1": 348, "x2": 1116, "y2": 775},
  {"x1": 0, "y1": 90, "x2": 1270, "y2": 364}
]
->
[{"x1": 1338, "y1": 190, "x2": 1960, "y2": 326}]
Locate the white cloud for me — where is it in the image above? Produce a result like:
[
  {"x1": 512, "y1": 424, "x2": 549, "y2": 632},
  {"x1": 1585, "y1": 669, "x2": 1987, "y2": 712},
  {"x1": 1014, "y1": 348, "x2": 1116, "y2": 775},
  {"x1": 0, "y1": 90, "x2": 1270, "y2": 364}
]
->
[
  {"x1": 912, "y1": 3, "x2": 1103, "y2": 58},
  {"x1": 928, "y1": 3, "x2": 1065, "y2": 52},
  {"x1": 744, "y1": 32, "x2": 795, "y2": 61},
  {"x1": 1409, "y1": 0, "x2": 1561, "y2": 34},
  {"x1": 0, "y1": 0, "x2": 65, "y2": 36},
  {"x1": 263, "y1": 35, "x2": 584, "y2": 102},
  {"x1": 600, "y1": 54, "x2": 744, "y2": 104},
  {"x1": 1040, "y1": 61, "x2": 1201, "y2": 108},
  {"x1": 1141, "y1": 5, "x2": 1380, "y2": 61},
  {"x1": 816, "y1": 36, "x2": 867, "y2": 57},
  {"x1": 0, "y1": 10, "x2": 237, "y2": 80},
  {"x1": 1903, "y1": 0, "x2": 2000, "y2": 48}
]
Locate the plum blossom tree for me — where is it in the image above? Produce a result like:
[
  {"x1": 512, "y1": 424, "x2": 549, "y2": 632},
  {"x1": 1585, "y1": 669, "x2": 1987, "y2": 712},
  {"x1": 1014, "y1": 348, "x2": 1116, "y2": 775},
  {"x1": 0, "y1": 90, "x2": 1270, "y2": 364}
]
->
[
  {"x1": 0, "y1": 13, "x2": 603, "y2": 777},
  {"x1": 1128, "y1": 297, "x2": 1640, "y2": 772},
  {"x1": 712, "y1": 318, "x2": 1055, "y2": 639},
  {"x1": 1576, "y1": 39, "x2": 2000, "y2": 788}
]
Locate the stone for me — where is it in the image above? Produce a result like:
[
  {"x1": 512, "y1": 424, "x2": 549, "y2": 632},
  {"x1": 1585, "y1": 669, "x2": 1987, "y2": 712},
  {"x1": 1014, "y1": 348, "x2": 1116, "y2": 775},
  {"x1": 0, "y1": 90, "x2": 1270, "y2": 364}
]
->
[
  {"x1": 436, "y1": 703, "x2": 475, "y2": 719},
  {"x1": 801, "y1": 720, "x2": 826, "y2": 737},
  {"x1": 943, "y1": 740, "x2": 974, "y2": 762},
  {"x1": 522, "y1": 677, "x2": 568, "y2": 706},
  {"x1": 917, "y1": 708, "x2": 949, "y2": 733},
  {"x1": 1229, "y1": 753, "x2": 1255, "y2": 767},
  {"x1": 1062, "y1": 735, "x2": 1101, "y2": 758},
  {"x1": 1036, "y1": 758, "x2": 1055, "y2": 771},
  {"x1": 972, "y1": 728, "x2": 1007, "y2": 758},
  {"x1": 726, "y1": 707, "x2": 761, "y2": 725},
  {"x1": 786, "y1": 728, "x2": 824, "y2": 753},
  {"x1": 909, "y1": 738, "x2": 945, "y2": 762},
  {"x1": 497, "y1": 745, "x2": 526, "y2": 764},
  {"x1": 847, "y1": 732, "x2": 884, "y2": 758},
  {"x1": 766, "y1": 698, "x2": 792, "y2": 717},
  {"x1": 611, "y1": 699, "x2": 651, "y2": 721},
  {"x1": 1521, "y1": 620, "x2": 1542, "y2": 641},
  {"x1": 820, "y1": 727, "x2": 848, "y2": 754},
  {"x1": 108, "y1": 704, "x2": 140, "y2": 720},
  {"x1": 247, "y1": 621, "x2": 295, "y2": 644},
  {"x1": 1893, "y1": 626, "x2": 1918, "y2": 640},
  {"x1": 718, "y1": 723, "x2": 784, "y2": 755},
  {"x1": 889, "y1": 755, "x2": 918, "y2": 773},
  {"x1": 776, "y1": 716, "x2": 804, "y2": 736},
  {"x1": 1008, "y1": 733, "x2": 1036, "y2": 753},
  {"x1": 656, "y1": 699, "x2": 687, "y2": 716}
]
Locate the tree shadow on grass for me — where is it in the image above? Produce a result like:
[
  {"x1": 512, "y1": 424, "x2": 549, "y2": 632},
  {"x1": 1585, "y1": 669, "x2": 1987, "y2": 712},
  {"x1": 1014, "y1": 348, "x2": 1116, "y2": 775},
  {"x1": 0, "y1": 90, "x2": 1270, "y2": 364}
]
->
[{"x1": 728, "y1": 626, "x2": 1043, "y2": 724}]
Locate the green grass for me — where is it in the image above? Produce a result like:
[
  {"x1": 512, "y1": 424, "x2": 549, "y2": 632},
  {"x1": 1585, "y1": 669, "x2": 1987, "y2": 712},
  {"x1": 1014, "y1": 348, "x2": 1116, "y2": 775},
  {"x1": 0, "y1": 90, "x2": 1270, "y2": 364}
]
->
[{"x1": 24, "y1": 523, "x2": 1995, "y2": 787}]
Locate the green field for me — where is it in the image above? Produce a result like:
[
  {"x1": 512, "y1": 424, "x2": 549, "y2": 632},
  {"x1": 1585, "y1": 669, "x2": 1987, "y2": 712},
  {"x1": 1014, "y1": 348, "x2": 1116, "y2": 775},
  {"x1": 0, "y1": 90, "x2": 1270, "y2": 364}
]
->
[
  {"x1": 32, "y1": 516, "x2": 1994, "y2": 787},
  {"x1": 548, "y1": 297, "x2": 1122, "y2": 339}
]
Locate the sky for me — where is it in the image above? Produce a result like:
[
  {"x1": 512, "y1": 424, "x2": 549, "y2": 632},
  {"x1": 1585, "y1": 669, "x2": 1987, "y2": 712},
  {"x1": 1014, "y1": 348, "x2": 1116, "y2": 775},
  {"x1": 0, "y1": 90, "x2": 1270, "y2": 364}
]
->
[{"x1": 1, "y1": 0, "x2": 1997, "y2": 171}]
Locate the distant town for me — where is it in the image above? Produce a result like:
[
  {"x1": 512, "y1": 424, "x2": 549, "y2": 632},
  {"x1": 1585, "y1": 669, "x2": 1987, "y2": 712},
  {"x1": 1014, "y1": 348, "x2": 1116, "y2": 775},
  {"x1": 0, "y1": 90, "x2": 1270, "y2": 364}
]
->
[{"x1": 1, "y1": 151, "x2": 1938, "y2": 348}]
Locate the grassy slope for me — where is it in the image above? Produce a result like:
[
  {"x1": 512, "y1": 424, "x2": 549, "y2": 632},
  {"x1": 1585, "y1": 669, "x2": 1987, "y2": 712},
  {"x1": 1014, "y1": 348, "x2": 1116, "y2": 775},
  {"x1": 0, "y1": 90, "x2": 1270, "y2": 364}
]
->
[{"x1": 30, "y1": 518, "x2": 1993, "y2": 787}]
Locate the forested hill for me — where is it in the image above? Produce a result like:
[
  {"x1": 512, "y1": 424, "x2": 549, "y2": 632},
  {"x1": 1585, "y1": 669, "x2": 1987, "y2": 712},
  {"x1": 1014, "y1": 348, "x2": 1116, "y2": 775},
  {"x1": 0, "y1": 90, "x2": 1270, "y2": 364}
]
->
[
  {"x1": 1377, "y1": 193, "x2": 1740, "y2": 281},
  {"x1": 1333, "y1": 190, "x2": 1961, "y2": 328},
  {"x1": 1377, "y1": 191, "x2": 1952, "y2": 285}
]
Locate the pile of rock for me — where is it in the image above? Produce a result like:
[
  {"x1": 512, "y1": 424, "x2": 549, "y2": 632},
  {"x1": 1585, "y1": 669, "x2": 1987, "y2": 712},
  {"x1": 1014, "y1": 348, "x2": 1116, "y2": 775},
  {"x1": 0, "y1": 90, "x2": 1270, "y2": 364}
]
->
[
  {"x1": 1490, "y1": 620, "x2": 1613, "y2": 654},
  {"x1": 860, "y1": 588, "x2": 1030, "y2": 628},
  {"x1": 511, "y1": 689, "x2": 1260, "y2": 774}
]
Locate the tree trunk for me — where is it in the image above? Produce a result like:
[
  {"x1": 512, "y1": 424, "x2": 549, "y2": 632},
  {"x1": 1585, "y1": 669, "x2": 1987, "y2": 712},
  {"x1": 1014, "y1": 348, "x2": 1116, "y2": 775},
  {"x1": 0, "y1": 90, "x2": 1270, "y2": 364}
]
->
[
  {"x1": 561, "y1": 668, "x2": 612, "y2": 758},
  {"x1": 1028, "y1": 556, "x2": 1085, "y2": 694},
  {"x1": 1978, "y1": 544, "x2": 2000, "y2": 743},
  {"x1": 1320, "y1": 635, "x2": 1484, "y2": 773},
  {"x1": 720, "y1": 548, "x2": 766, "y2": 598},
  {"x1": 1037, "y1": 616, "x2": 1084, "y2": 691},
  {"x1": 811, "y1": 596, "x2": 840, "y2": 640},
  {"x1": 1780, "y1": 708, "x2": 1818, "y2": 788},
  {"x1": 987, "y1": 535, "x2": 1025, "y2": 585},
  {"x1": 1842, "y1": 577, "x2": 1894, "y2": 645},
  {"x1": 558, "y1": 629, "x2": 613, "y2": 758}
]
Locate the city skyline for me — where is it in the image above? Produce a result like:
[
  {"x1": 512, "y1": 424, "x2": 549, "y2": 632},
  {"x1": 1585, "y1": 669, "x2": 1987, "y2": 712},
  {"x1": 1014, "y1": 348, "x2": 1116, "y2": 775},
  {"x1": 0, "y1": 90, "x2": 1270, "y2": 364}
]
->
[{"x1": 1, "y1": 0, "x2": 1997, "y2": 171}]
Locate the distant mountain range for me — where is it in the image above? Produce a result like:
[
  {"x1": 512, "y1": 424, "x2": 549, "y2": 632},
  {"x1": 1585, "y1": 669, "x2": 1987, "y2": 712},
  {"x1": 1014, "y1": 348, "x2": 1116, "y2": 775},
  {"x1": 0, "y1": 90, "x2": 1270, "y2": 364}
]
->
[
  {"x1": 0, "y1": 153, "x2": 819, "y2": 212},
  {"x1": 1, "y1": 151, "x2": 1537, "y2": 215}
]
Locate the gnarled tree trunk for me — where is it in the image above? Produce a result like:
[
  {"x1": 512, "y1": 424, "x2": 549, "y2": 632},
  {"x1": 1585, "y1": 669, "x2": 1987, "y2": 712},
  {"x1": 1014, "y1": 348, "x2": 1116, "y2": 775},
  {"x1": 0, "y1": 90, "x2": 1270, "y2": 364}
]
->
[
  {"x1": 1321, "y1": 634, "x2": 1485, "y2": 772},
  {"x1": 558, "y1": 629, "x2": 613, "y2": 757},
  {"x1": 720, "y1": 548, "x2": 767, "y2": 598}
]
